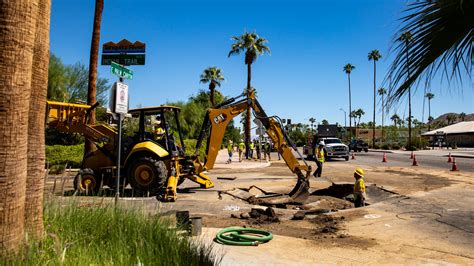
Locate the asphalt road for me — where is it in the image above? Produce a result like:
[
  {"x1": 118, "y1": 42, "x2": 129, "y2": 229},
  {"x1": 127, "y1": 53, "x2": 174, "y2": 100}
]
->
[{"x1": 325, "y1": 151, "x2": 474, "y2": 173}]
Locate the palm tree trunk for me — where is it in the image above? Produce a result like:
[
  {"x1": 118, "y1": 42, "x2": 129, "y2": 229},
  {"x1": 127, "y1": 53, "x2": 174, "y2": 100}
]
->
[
  {"x1": 209, "y1": 81, "x2": 216, "y2": 107},
  {"x1": 25, "y1": 0, "x2": 50, "y2": 240},
  {"x1": 406, "y1": 45, "x2": 412, "y2": 149},
  {"x1": 85, "y1": 0, "x2": 104, "y2": 155},
  {"x1": 372, "y1": 61, "x2": 376, "y2": 148},
  {"x1": 428, "y1": 99, "x2": 431, "y2": 131},
  {"x1": 381, "y1": 94, "x2": 384, "y2": 142},
  {"x1": 245, "y1": 62, "x2": 252, "y2": 159},
  {"x1": 348, "y1": 73, "x2": 352, "y2": 139},
  {"x1": 0, "y1": 0, "x2": 39, "y2": 256}
]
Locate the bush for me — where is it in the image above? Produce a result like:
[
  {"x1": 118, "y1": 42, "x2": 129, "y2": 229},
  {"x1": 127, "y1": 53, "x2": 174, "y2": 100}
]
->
[
  {"x1": 381, "y1": 143, "x2": 392, "y2": 150},
  {"x1": 183, "y1": 139, "x2": 207, "y2": 158},
  {"x1": 5, "y1": 202, "x2": 220, "y2": 265},
  {"x1": 46, "y1": 144, "x2": 84, "y2": 173}
]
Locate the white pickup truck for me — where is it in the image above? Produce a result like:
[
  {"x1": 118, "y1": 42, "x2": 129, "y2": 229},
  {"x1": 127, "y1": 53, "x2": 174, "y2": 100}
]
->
[{"x1": 303, "y1": 137, "x2": 350, "y2": 161}]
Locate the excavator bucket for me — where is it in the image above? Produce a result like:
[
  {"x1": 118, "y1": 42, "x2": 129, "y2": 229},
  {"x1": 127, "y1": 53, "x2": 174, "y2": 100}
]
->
[{"x1": 288, "y1": 171, "x2": 310, "y2": 203}]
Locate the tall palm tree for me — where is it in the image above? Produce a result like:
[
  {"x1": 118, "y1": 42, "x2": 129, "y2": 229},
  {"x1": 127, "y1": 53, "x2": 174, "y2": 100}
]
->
[
  {"x1": 200, "y1": 67, "x2": 225, "y2": 106},
  {"x1": 391, "y1": 114, "x2": 400, "y2": 128},
  {"x1": 459, "y1": 112, "x2": 466, "y2": 122},
  {"x1": 350, "y1": 111, "x2": 358, "y2": 134},
  {"x1": 85, "y1": 0, "x2": 104, "y2": 155},
  {"x1": 228, "y1": 31, "x2": 270, "y2": 158},
  {"x1": 387, "y1": 0, "x2": 473, "y2": 102},
  {"x1": 309, "y1": 117, "x2": 316, "y2": 134},
  {"x1": 355, "y1": 108, "x2": 365, "y2": 128},
  {"x1": 399, "y1": 31, "x2": 414, "y2": 149},
  {"x1": 343, "y1": 64, "x2": 355, "y2": 139},
  {"x1": 425, "y1": 92, "x2": 434, "y2": 131},
  {"x1": 25, "y1": 0, "x2": 51, "y2": 241},
  {"x1": 368, "y1": 50, "x2": 382, "y2": 147},
  {"x1": 378, "y1": 87, "x2": 387, "y2": 142},
  {"x1": 0, "y1": 1, "x2": 39, "y2": 255}
]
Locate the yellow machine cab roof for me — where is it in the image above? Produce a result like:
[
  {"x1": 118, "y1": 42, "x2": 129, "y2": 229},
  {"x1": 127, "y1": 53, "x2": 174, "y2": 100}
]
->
[{"x1": 128, "y1": 105, "x2": 181, "y2": 115}]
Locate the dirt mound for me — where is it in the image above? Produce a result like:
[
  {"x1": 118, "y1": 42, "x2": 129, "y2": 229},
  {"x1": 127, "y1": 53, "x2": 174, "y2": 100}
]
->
[{"x1": 231, "y1": 207, "x2": 280, "y2": 224}]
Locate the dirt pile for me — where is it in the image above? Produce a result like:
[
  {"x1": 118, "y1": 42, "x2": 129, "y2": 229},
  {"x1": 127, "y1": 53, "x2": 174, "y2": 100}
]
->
[
  {"x1": 310, "y1": 215, "x2": 345, "y2": 234},
  {"x1": 231, "y1": 207, "x2": 280, "y2": 224}
]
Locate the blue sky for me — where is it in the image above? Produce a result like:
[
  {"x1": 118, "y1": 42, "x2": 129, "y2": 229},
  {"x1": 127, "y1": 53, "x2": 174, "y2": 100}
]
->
[{"x1": 50, "y1": 0, "x2": 473, "y2": 129}]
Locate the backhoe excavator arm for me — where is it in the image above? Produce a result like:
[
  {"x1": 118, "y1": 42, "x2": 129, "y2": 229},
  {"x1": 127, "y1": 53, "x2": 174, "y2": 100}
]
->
[{"x1": 193, "y1": 90, "x2": 311, "y2": 201}]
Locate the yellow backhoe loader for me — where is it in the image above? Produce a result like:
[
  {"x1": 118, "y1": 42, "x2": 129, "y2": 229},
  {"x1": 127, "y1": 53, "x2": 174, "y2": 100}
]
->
[{"x1": 46, "y1": 90, "x2": 311, "y2": 202}]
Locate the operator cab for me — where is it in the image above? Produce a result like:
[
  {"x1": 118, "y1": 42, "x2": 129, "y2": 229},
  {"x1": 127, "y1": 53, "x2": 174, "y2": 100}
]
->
[{"x1": 127, "y1": 105, "x2": 186, "y2": 157}]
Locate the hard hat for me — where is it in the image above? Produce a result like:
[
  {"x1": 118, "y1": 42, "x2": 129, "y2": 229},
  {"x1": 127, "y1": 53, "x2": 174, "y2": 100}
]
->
[
  {"x1": 318, "y1": 141, "x2": 325, "y2": 146},
  {"x1": 354, "y1": 167, "x2": 365, "y2": 177}
]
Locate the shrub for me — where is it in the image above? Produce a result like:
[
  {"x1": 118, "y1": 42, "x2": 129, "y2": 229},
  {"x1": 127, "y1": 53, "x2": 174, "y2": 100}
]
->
[
  {"x1": 46, "y1": 144, "x2": 84, "y2": 173},
  {"x1": 381, "y1": 143, "x2": 392, "y2": 150},
  {"x1": 5, "y1": 202, "x2": 220, "y2": 265}
]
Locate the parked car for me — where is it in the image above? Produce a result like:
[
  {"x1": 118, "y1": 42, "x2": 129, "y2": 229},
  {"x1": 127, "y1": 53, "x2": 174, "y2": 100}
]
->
[{"x1": 348, "y1": 139, "x2": 369, "y2": 152}]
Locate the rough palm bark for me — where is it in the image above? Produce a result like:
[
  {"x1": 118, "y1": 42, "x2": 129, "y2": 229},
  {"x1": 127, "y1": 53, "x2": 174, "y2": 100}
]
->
[
  {"x1": 245, "y1": 52, "x2": 252, "y2": 159},
  {"x1": 85, "y1": 0, "x2": 104, "y2": 155},
  {"x1": 25, "y1": 0, "x2": 50, "y2": 240},
  {"x1": 0, "y1": 0, "x2": 39, "y2": 255}
]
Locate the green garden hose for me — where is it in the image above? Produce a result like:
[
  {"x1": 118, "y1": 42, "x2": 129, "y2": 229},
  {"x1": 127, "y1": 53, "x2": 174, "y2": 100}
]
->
[{"x1": 215, "y1": 227, "x2": 273, "y2": 246}]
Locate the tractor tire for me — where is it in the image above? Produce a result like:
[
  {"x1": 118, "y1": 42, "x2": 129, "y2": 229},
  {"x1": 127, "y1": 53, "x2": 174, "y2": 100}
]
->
[
  {"x1": 345, "y1": 156, "x2": 349, "y2": 161},
  {"x1": 128, "y1": 157, "x2": 167, "y2": 193},
  {"x1": 74, "y1": 168, "x2": 101, "y2": 195}
]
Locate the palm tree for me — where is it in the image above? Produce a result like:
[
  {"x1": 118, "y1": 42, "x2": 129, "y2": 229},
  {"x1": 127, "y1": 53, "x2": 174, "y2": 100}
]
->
[
  {"x1": 368, "y1": 50, "x2": 382, "y2": 147},
  {"x1": 398, "y1": 31, "x2": 414, "y2": 149},
  {"x1": 200, "y1": 67, "x2": 225, "y2": 106},
  {"x1": 321, "y1": 119, "x2": 329, "y2": 125},
  {"x1": 85, "y1": 0, "x2": 104, "y2": 155},
  {"x1": 387, "y1": 0, "x2": 473, "y2": 104},
  {"x1": 378, "y1": 87, "x2": 387, "y2": 142},
  {"x1": 228, "y1": 31, "x2": 270, "y2": 158},
  {"x1": 459, "y1": 112, "x2": 466, "y2": 122},
  {"x1": 355, "y1": 108, "x2": 365, "y2": 128},
  {"x1": 350, "y1": 111, "x2": 358, "y2": 135},
  {"x1": 343, "y1": 64, "x2": 355, "y2": 138},
  {"x1": 447, "y1": 114, "x2": 457, "y2": 125},
  {"x1": 0, "y1": 1, "x2": 39, "y2": 255},
  {"x1": 25, "y1": 0, "x2": 51, "y2": 241},
  {"x1": 309, "y1": 117, "x2": 316, "y2": 134},
  {"x1": 391, "y1": 114, "x2": 400, "y2": 128},
  {"x1": 425, "y1": 92, "x2": 434, "y2": 131}
]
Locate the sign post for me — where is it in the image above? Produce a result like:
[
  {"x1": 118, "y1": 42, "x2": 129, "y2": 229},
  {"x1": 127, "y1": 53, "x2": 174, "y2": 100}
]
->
[{"x1": 110, "y1": 81, "x2": 129, "y2": 205}]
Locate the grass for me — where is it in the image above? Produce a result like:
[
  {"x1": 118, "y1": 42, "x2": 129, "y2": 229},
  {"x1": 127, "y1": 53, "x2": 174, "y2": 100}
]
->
[
  {"x1": 45, "y1": 144, "x2": 84, "y2": 173},
  {"x1": 7, "y1": 202, "x2": 220, "y2": 265}
]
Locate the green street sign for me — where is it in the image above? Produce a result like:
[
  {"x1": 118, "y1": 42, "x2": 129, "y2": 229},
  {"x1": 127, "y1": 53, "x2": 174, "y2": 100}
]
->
[
  {"x1": 111, "y1": 62, "x2": 133, "y2": 80},
  {"x1": 101, "y1": 54, "x2": 145, "y2": 65}
]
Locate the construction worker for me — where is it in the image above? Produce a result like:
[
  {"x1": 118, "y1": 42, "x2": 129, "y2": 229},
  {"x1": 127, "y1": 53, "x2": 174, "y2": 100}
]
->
[
  {"x1": 313, "y1": 141, "x2": 325, "y2": 177},
  {"x1": 238, "y1": 140, "x2": 245, "y2": 162},
  {"x1": 353, "y1": 167, "x2": 367, "y2": 208},
  {"x1": 249, "y1": 141, "x2": 255, "y2": 159},
  {"x1": 264, "y1": 141, "x2": 271, "y2": 161},
  {"x1": 227, "y1": 140, "x2": 233, "y2": 164},
  {"x1": 153, "y1": 121, "x2": 165, "y2": 141}
]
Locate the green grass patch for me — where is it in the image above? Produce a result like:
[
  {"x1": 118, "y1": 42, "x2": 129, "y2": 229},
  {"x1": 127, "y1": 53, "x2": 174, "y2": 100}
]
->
[
  {"x1": 45, "y1": 144, "x2": 84, "y2": 173},
  {"x1": 8, "y1": 202, "x2": 220, "y2": 265}
]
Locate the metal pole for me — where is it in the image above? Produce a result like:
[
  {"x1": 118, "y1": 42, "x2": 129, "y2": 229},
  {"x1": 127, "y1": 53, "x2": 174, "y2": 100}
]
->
[{"x1": 115, "y1": 113, "x2": 123, "y2": 205}]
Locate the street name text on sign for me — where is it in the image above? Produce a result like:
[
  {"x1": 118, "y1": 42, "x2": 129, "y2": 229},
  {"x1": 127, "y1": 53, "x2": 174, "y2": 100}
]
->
[{"x1": 111, "y1": 62, "x2": 133, "y2": 80}]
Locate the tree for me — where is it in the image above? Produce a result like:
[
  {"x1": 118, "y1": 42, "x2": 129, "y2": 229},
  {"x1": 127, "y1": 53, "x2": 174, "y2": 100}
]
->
[
  {"x1": 378, "y1": 87, "x2": 387, "y2": 141},
  {"x1": 25, "y1": 0, "x2": 51, "y2": 241},
  {"x1": 447, "y1": 114, "x2": 457, "y2": 125},
  {"x1": 398, "y1": 31, "x2": 414, "y2": 149},
  {"x1": 200, "y1": 67, "x2": 225, "y2": 107},
  {"x1": 459, "y1": 112, "x2": 466, "y2": 122},
  {"x1": 321, "y1": 119, "x2": 329, "y2": 125},
  {"x1": 228, "y1": 31, "x2": 270, "y2": 159},
  {"x1": 391, "y1": 114, "x2": 400, "y2": 128},
  {"x1": 0, "y1": 1, "x2": 39, "y2": 256},
  {"x1": 349, "y1": 111, "x2": 358, "y2": 135},
  {"x1": 85, "y1": 0, "x2": 104, "y2": 155},
  {"x1": 425, "y1": 92, "x2": 434, "y2": 130},
  {"x1": 368, "y1": 50, "x2": 382, "y2": 146},
  {"x1": 309, "y1": 117, "x2": 316, "y2": 133},
  {"x1": 47, "y1": 54, "x2": 68, "y2": 100},
  {"x1": 343, "y1": 63, "x2": 355, "y2": 139},
  {"x1": 387, "y1": 0, "x2": 473, "y2": 103},
  {"x1": 355, "y1": 108, "x2": 365, "y2": 128}
]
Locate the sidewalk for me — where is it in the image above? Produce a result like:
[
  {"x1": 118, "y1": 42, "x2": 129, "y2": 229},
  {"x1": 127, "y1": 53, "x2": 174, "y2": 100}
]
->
[
  {"x1": 212, "y1": 149, "x2": 271, "y2": 169},
  {"x1": 368, "y1": 148, "x2": 474, "y2": 159}
]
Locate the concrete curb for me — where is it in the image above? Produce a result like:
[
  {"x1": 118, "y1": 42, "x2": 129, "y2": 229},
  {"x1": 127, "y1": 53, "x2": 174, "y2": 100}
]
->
[
  {"x1": 448, "y1": 154, "x2": 474, "y2": 159},
  {"x1": 368, "y1": 149, "x2": 395, "y2": 153}
]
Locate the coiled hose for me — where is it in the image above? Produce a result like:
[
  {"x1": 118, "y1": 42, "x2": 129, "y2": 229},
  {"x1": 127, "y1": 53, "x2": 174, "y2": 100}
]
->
[{"x1": 215, "y1": 227, "x2": 273, "y2": 246}]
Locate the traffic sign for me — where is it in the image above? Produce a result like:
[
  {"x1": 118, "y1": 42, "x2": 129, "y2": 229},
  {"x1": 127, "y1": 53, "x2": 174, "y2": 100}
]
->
[
  {"x1": 114, "y1": 82, "x2": 129, "y2": 114},
  {"x1": 111, "y1": 62, "x2": 133, "y2": 80},
  {"x1": 102, "y1": 54, "x2": 145, "y2": 66}
]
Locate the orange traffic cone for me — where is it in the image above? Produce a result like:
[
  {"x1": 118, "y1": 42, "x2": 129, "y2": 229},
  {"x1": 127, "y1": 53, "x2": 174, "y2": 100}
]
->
[
  {"x1": 447, "y1": 153, "x2": 452, "y2": 163},
  {"x1": 351, "y1": 152, "x2": 355, "y2": 160},
  {"x1": 382, "y1": 152, "x2": 387, "y2": 163},
  {"x1": 410, "y1": 151, "x2": 414, "y2": 159},
  {"x1": 451, "y1": 158, "x2": 459, "y2": 171},
  {"x1": 412, "y1": 154, "x2": 418, "y2": 166}
]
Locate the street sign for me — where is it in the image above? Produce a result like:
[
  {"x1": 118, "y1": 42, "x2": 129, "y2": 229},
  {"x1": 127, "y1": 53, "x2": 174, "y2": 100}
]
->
[
  {"x1": 102, "y1": 54, "x2": 145, "y2": 66},
  {"x1": 114, "y1": 82, "x2": 129, "y2": 114},
  {"x1": 111, "y1": 62, "x2": 133, "y2": 80},
  {"x1": 103, "y1": 39, "x2": 146, "y2": 53}
]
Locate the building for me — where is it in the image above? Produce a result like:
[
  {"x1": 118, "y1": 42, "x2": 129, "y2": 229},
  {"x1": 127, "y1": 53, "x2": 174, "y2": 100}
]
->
[{"x1": 421, "y1": 121, "x2": 474, "y2": 147}]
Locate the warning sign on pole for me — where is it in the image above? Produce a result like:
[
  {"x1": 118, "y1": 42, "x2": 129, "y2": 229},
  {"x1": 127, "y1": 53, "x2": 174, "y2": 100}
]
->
[{"x1": 114, "y1": 82, "x2": 129, "y2": 114}]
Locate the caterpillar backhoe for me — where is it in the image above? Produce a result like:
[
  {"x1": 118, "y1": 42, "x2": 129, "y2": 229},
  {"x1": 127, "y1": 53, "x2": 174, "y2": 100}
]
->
[{"x1": 46, "y1": 90, "x2": 310, "y2": 202}]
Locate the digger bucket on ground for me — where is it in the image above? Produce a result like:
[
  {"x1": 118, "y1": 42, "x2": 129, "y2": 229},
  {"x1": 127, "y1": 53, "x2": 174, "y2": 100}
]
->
[{"x1": 288, "y1": 171, "x2": 310, "y2": 203}]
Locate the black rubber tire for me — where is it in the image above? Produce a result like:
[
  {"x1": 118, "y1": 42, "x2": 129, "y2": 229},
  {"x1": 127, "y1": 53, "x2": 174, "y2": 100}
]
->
[
  {"x1": 364, "y1": 148, "x2": 368, "y2": 152},
  {"x1": 74, "y1": 168, "x2": 101, "y2": 195},
  {"x1": 345, "y1": 156, "x2": 349, "y2": 161},
  {"x1": 128, "y1": 157, "x2": 167, "y2": 193}
]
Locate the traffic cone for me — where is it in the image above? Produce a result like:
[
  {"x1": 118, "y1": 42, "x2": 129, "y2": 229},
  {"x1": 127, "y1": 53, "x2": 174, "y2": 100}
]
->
[
  {"x1": 451, "y1": 158, "x2": 459, "y2": 171},
  {"x1": 382, "y1": 152, "x2": 387, "y2": 163},
  {"x1": 447, "y1": 153, "x2": 452, "y2": 163},
  {"x1": 410, "y1": 151, "x2": 414, "y2": 159},
  {"x1": 351, "y1": 152, "x2": 355, "y2": 160},
  {"x1": 412, "y1": 154, "x2": 419, "y2": 166}
]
